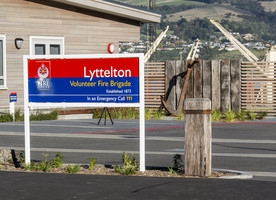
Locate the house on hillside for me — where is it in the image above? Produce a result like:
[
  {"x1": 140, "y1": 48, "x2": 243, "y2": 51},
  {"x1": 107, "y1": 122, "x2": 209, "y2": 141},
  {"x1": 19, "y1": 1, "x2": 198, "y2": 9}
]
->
[
  {"x1": 243, "y1": 33, "x2": 254, "y2": 41},
  {"x1": 0, "y1": 0, "x2": 161, "y2": 111}
]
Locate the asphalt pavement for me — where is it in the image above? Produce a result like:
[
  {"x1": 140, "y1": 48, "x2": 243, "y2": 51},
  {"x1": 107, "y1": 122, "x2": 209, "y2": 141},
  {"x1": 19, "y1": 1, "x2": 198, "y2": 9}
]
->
[
  {"x1": 1, "y1": 171, "x2": 276, "y2": 200},
  {"x1": 0, "y1": 117, "x2": 276, "y2": 199}
]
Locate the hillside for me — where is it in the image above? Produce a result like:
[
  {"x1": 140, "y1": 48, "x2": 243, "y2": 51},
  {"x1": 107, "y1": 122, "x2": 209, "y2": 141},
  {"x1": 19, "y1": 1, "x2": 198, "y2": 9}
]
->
[
  {"x1": 164, "y1": 4, "x2": 249, "y2": 22},
  {"x1": 115, "y1": 0, "x2": 221, "y2": 6},
  {"x1": 115, "y1": 0, "x2": 276, "y2": 8},
  {"x1": 114, "y1": 0, "x2": 276, "y2": 22},
  {"x1": 114, "y1": 0, "x2": 276, "y2": 61},
  {"x1": 113, "y1": 0, "x2": 208, "y2": 7}
]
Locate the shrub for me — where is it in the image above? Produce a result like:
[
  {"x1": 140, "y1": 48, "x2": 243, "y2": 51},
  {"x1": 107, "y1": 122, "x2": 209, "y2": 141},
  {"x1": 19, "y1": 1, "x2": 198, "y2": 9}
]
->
[
  {"x1": 224, "y1": 109, "x2": 235, "y2": 122},
  {"x1": 66, "y1": 164, "x2": 80, "y2": 174},
  {"x1": 30, "y1": 110, "x2": 58, "y2": 121},
  {"x1": 168, "y1": 167, "x2": 178, "y2": 175},
  {"x1": 153, "y1": 110, "x2": 162, "y2": 120},
  {"x1": 0, "y1": 110, "x2": 58, "y2": 123},
  {"x1": 111, "y1": 108, "x2": 123, "y2": 119},
  {"x1": 124, "y1": 108, "x2": 138, "y2": 119},
  {"x1": 236, "y1": 109, "x2": 247, "y2": 121},
  {"x1": 51, "y1": 153, "x2": 64, "y2": 168},
  {"x1": 177, "y1": 112, "x2": 184, "y2": 121},
  {"x1": 19, "y1": 151, "x2": 25, "y2": 165},
  {"x1": 145, "y1": 108, "x2": 152, "y2": 120},
  {"x1": 14, "y1": 110, "x2": 24, "y2": 121},
  {"x1": 247, "y1": 111, "x2": 257, "y2": 121},
  {"x1": 24, "y1": 161, "x2": 38, "y2": 171},
  {"x1": 24, "y1": 153, "x2": 52, "y2": 172},
  {"x1": 0, "y1": 113, "x2": 13, "y2": 122},
  {"x1": 257, "y1": 111, "x2": 268, "y2": 119},
  {"x1": 211, "y1": 108, "x2": 221, "y2": 122},
  {"x1": 92, "y1": 109, "x2": 102, "y2": 119},
  {"x1": 172, "y1": 154, "x2": 183, "y2": 170},
  {"x1": 37, "y1": 154, "x2": 52, "y2": 172},
  {"x1": 114, "y1": 152, "x2": 139, "y2": 175},
  {"x1": 88, "y1": 157, "x2": 97, "y2": 170},
  {"x1": 168, "y1": 154, "x2": 183, "y2": 175}
]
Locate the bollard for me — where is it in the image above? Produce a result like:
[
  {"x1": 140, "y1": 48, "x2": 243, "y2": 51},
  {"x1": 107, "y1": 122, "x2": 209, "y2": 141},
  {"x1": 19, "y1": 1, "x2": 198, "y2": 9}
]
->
[{"x1": 184, "y1": 98, "x2": 212, "y2": 177}]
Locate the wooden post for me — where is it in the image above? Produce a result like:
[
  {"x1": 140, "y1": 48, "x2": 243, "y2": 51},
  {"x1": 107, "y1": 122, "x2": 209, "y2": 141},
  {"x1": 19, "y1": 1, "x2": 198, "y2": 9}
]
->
[
  {"x1": 165, "y1": 60, "x2": 176, "y2": 110},
  {"x1": 220, "y1": 60, "x2": 231, "y2": 112},
  {"x1": 184, "y1": 98, "x2": 212, "y2": 177},
  {"x1": 230, "y1": 59, "x2": 241, "y2": 111},
  {"x1": 193, "y1": 61, "x2": 202, "y2": 98},
  {"x1": 175, "y1": 60, "x2": 184, "y2": 109},
  {"x1": 186, "y1": 60, "x2": 194, "y2": 99},
  {"x1": 202, "y1": 60, "x2": 212, "y2": 99},
  {"x1": 211, "y1": 60, "x2": 220, "y2": 110}
]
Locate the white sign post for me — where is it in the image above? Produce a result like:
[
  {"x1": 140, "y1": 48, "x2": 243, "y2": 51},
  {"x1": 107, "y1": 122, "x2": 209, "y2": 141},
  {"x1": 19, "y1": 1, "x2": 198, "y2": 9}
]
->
[{"x1": 23, "y1": 53, "x2": 145, "y2": 171}]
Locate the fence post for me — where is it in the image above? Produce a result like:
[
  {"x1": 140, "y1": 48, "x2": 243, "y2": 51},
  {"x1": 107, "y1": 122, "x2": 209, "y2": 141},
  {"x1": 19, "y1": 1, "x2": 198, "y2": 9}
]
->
[{"x1": 184, "y1": 98, "x2": 212, "y2": 176}]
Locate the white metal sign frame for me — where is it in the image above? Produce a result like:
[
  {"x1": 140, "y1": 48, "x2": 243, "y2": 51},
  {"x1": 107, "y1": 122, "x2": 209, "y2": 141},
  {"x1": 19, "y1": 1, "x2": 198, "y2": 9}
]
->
[{"x1": 23, "y1": 53, "x2": 145, "y2": 171}]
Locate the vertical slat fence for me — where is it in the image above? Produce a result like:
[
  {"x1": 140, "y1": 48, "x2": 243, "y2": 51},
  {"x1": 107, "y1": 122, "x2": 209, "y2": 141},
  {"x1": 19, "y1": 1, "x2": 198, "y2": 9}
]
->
[
  {"x1": 144, "y1": 62, "x2": 166, "y2": 108},
  {"x1": 241, "y1": 61, "x2": 276, "y2": 116}
]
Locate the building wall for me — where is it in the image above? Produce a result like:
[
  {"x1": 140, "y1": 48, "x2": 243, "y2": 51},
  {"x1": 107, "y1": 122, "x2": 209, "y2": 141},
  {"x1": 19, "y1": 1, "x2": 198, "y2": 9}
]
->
[{"x1": 0, "y1": 0, "x2": 141, "y2": 110}]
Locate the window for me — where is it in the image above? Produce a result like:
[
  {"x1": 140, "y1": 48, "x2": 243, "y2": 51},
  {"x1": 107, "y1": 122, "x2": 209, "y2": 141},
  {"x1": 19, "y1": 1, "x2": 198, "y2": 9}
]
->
[
  {"x1": 0, "y1": 35, "x2": 6, "y2": 89},
  {"x1": 30, "y1": 36, "x2": 64, "y2": 55},
  {"x1": 35, "y1": 44, "x2": 46, "y2": 55},
  {"x1": 50, "y1": 45, "x2": 60, "y2": 55}
]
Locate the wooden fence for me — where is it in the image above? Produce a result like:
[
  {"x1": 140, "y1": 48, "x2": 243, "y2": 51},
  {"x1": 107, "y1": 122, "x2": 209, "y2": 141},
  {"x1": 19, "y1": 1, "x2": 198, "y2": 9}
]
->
[
  {"x1": 241, "y1": 61, "x2": 276, "y2": 116},
  {"x1": 143, "y1": 60, "x2": 276, "y2": 115},
  {"x1": 144, "y1": 62, "x2": 166, "y2": 108},
  {"x1": 165, "y1": 59, "x2": 241, "y2": 112}
]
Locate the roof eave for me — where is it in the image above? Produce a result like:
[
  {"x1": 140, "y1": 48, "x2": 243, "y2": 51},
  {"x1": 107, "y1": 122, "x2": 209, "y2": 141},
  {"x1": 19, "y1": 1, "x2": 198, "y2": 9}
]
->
[{"x1": 50, "y1": 0, "x2": 161, "y2": 23}]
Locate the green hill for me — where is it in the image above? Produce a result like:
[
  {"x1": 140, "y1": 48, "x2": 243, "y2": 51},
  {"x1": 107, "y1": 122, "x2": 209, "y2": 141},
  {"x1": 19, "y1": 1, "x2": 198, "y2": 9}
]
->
[
  {"x1": 115, "y1": 0, "x2": 212, "y2": 7},
  {"x1": 164, "y1": 4, "x2": 247, "y2": 22},
  {"x1": 114, "y1": 0, "x2": 276, "y2": 40},
  {"x1": 115, "y1": 0, "x2": 276, "y2": 60},
  {"x1": 114, "y1": 0, "x2": 276, "y2": 23}
]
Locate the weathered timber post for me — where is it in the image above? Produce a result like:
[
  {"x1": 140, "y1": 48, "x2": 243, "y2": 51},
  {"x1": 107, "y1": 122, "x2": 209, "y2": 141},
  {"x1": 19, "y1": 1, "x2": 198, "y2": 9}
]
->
[{"x1": 184, "y1": 98, "x2": 212, "y2": 177}]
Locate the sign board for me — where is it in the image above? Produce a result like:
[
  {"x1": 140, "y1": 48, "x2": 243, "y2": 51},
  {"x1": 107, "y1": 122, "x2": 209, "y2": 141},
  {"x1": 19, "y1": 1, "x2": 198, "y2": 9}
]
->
[
  {"x1": 27, "y1": 58, "x2": 139, "y2": 103},
  {"x1": 10, "y1": 93, "x2": 17, "y2": 102},
  {"x1": 9, "y1": 92, "x2": 17, "y2": 122},
  {"x1": 23, "y1": 54, "x2": 145, "y2": 171}
]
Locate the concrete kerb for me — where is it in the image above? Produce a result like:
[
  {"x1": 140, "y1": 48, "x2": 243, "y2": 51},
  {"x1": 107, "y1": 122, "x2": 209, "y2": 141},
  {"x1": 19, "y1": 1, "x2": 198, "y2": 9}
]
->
[
  {"x1": 62, "y1": 163, "x2": 253, "y2": 180},
  {"x1": 57, "y1": 114, "x2": 93, "y2": 120},
  {"x1": 213, "y1": 168, "x2": 253, "y2": 179},
  {"x1": 144, "y1": 166, "x2": 253, "y2": 180}
]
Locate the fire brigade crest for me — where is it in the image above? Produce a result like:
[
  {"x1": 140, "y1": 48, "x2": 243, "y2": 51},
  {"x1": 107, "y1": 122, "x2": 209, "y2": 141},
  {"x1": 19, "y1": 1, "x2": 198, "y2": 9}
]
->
[
  {"x1": 38, "y1": 64, "x2": 49, "y2": 79},
  {"x1": 36, "y1": 64, "x2": 51, "y2": 91}
]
